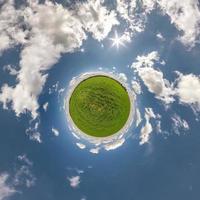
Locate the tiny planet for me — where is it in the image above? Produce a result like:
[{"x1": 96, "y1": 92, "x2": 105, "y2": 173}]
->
[{"x1": 68, "y1": 75, "x2": 131, "y2": 137}]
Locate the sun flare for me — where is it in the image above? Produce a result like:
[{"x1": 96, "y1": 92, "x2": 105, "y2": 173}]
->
[{"x1": 110, "y1": 31, "x2": 125, "y2": 49}]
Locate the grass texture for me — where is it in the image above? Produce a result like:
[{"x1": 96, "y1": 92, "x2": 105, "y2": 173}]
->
[{"x1": 69, "y1": 75, "x2": 131, "y2": 137}]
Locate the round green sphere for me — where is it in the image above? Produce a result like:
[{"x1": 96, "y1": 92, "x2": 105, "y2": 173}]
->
[{"x1": 69, "y1": 75, "x2": 131, "y2": 137}]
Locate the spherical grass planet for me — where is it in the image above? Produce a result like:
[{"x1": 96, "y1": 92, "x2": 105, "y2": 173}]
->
[{"x1": 68, "y1": 74, "x2": 131, "y2": 138}]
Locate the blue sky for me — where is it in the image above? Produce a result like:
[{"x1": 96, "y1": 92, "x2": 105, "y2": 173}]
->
[{"x1": 0, "y1": 0, "x2": 200, "y2": 199}]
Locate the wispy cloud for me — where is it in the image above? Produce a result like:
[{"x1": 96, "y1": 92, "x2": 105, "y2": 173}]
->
[
  {"x1": 52, "y1": 128, "x2": 59, "y2": 137},
  {"x1": 104, "y1": 138, "x2": 125, "y2": 151},
  {"x1": 0, "y1": 154, "x2": 35, "y2": 200},
  {"x1": 0, "y1": 173, "x2": 16, "y2": 200},
  {"x1": 139, "y1": 107, "x2": 157, "y2": 145},
  {"x1": 172, "y1": 114, "x2": 189, "y2": 135}
]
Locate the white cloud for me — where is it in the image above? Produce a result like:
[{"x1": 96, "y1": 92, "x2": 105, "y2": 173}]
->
[
  {"x1": 0, "y1": 173, "x2": 16, "y2": 200},
  {"x1": 0, "y1": 155, "x2": 35, "y2": 200},
  {"x1": 117, "y1": 0, "x2": 200, "y2": 47},
  {"x1": 0, "y1": 0, "x2": 27, "y2": 53},
  {"x1": 136, "y1": 108, "x2": 142, "y2": 127},
  {"x1": 132, "y1": 51, "x2": 160, "y2": 69},
  {"x1": 176, "y1": 73, "x2": 200, "y2": 107},
  {"x1": 155, "y1": 120, "x2": 162, "y2": 133},
  {"x1": 0, "y1": 0, "x2": 85, "y2": 118},
  {"x1": 48, "y1": 82, "x2": 59, "y2": 95},
  {"x1": 17, "y1": 154, "x2": 33, "y2": 166},
  {"x1": 68, "y1": 176, "x2": 80, "y2": 188},
  {"x1": 118, "y1": 73, "x2": 127, "y2": 82},
  {"x1": 71, "y1": 132, "x2": 80, "y2": 140},
  {"x1": 131, "y1": 80, "x2": 141, "y2": 94},
  {"x1": 172, "y1": 114, "x2": 189, "y2": 135},
  {"x1": 104, "y1": 138, "x2": 125, "y2": 151},
  {"x1": 13, "y1": 166, "x2": 35, "y2": 188},
  {"x1": 25, "y1": 122, "x2": 42, "y2": 143},
  {"x1": 27, "y1": 130, "x2": 42, "y2": 143},
  {"x1": 52, "y1": 127, "x2": 59, "y2": 136},
  {"x1": 89, "y1": 148, "x2": 100, "y2": 154},
  {"x1": 3, "y1": 65, "x2": 18, "y2": 76},
  {"x1": 142, "y1": 0, "x2": 200, "y2": 47},
  {"x1": 76, "y1": 169, "x2": 84, "y2": 175},
  {"x1": 145, "y1": 107, "x2": 156, "y2": 119},
  {"x1": 43, "y1": 102, "x2": 48, "y2": 112},
  {"x1": 116, "y1": 0, "x2": 146, "y2": 34},
  {"x1": 131, "y1": 51, "x2": 175, "y2": 103},
  {"x1": 157, "y1": 0, "x2": 200, "y2": 47},
  {"x1": 76, "y1": 143, "x2": 86, "y2": 150},
  {"x1": 142, "y1": 0, "x2": 157, "y2": 13},
  {"x1": 77, "y1": 0, "x2": 119, "y2": 41},
  {"x1": 14, "y1": 154, "x2": 36, "y2": 188},
  {"x1": 0, "y1": 0, "x2": 118, "y2": 119},
  {"x1": 139, "y1": 107, "x2": 158, "y2": 145},
  {"x1": 139, "y1": 114, "x2": 153, "y2": 145},
  {"x1": 156, "y1": 33, "x2": 165, "y2": 41}
]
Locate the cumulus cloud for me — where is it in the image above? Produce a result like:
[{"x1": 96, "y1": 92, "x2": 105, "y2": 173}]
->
[
  {"x1": 76, "y1": 0, "x2": 119, "y2": 41},
  {"x1": 52, "y1": 128, "x2": 59, "y2": 137},
  {"x1": 0, "y1": 173, "x2": 16, "y2": 200},
  {"x1": 0, "y1": 0, "x2": 118, "y2": 119},
  {"x1": 176, "y1": 73, "x2": 200, "y2": 107},
  {"x1": 0, "y1": 1, "x2": 84, "y2": 118},
  {"x1": 131, "y1": 51, "x2": 175, "y2": 103},
  {"x1": 132, "y1": 51, "x2": 160, "y2": 69},
  {"x1": 132, "y1": 53, "x2": 200, "y2": 112},
  {"x1": 157, "y1": 0, "x2": 200, "y2": 47},
  {"x1": 0, "y1": 0, "x2": 27, "y2": 53},
  {"x1": 68, "y1": 176, "x2": 80, "y2": 188}
]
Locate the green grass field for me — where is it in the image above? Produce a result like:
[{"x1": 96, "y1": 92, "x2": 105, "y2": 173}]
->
[{"x1": 69, "y1": 75, "x2": 131, "y2": 137}]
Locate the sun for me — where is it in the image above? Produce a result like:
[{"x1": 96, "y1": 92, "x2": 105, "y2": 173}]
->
[{"x1": 110, "y1": 31, "x2": 125, "y2": 49}]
